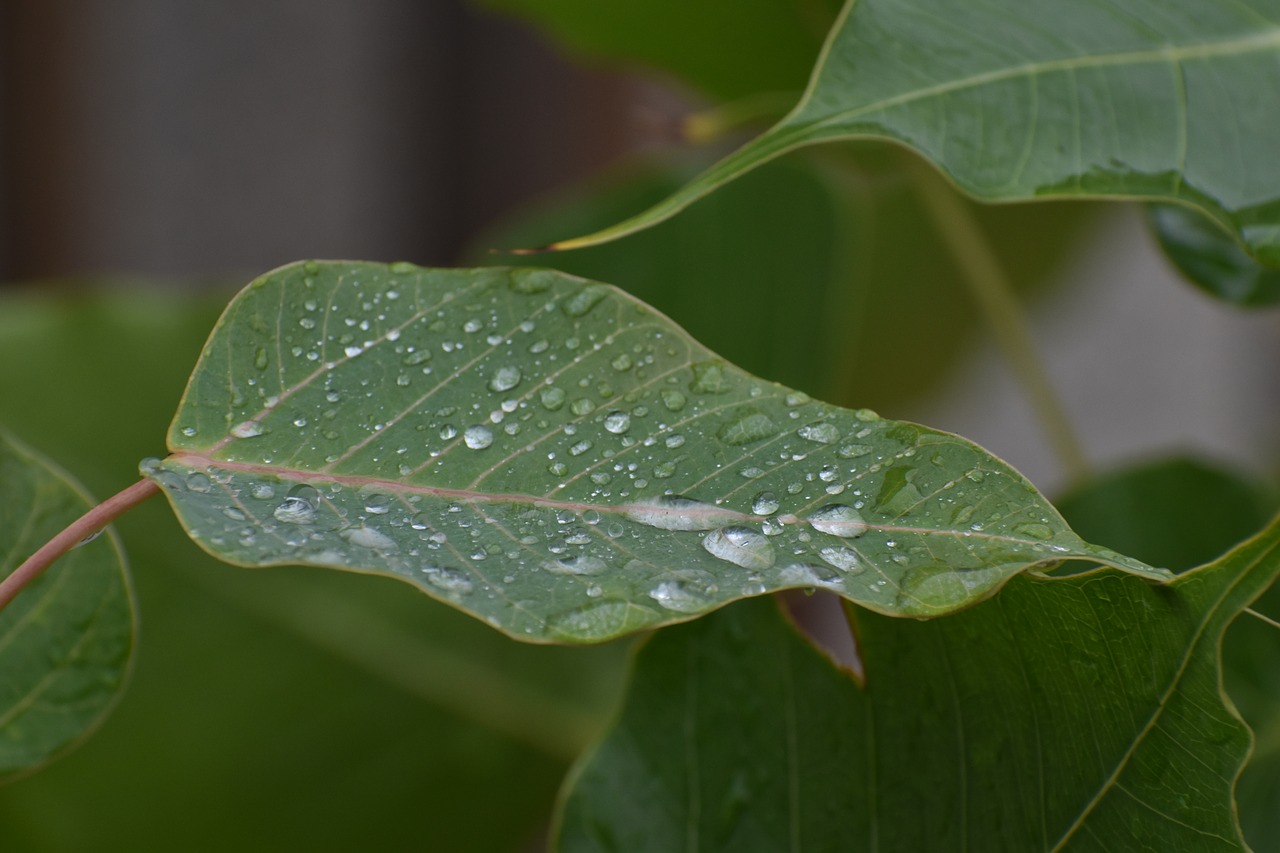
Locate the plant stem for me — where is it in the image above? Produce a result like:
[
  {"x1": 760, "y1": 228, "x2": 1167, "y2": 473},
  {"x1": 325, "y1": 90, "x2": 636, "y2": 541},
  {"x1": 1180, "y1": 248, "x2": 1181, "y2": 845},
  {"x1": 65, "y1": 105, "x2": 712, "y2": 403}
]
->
[
  {"x1": 906, "y1": 155, "x2": 1091, "y2": 483},
  {"x1": 0, "y1": 477, "x2": 160, "y2": 612}
]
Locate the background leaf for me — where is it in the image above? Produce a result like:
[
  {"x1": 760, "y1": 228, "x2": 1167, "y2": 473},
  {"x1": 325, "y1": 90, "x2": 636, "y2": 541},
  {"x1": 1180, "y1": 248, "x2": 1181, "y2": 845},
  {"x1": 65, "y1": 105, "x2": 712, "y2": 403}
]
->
[
  {"x1": 150, "y1": 261, "x2": 1159, "y2": 644},
  {"x1": 1147, "y1": 204, "x2": 1280, "y2": 308},
  {"x1": 0, "y1": 288, "x2": 627, "y2": 851},
  {"x1": 556, "y1": 512, "x2": 1280, "y2": 852},
  {"x1": 480, "y1": 151, "x2": 1096, "y2": 412},
  {"x1": 552, "y1": 0, "x2": 1280, "y2": 261},
  {"x1": 0, "y1": 433, "x2": 134, "y2": 781},
  {"x1": 1055, "y1": 456, "x2": 1280, "y2": 850},
  {"x1": 481, "y1": 0, "x2": 842, "y2": 102}
]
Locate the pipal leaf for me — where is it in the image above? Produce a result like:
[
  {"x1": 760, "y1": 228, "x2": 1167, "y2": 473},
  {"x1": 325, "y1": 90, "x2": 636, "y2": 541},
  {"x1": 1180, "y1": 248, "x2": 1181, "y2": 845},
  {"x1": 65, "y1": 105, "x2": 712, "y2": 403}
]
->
[
  {"x1": 555, "y1": 512, "x2": 1280, "y2": 851},
  {"x1": 1148, "y1": 204, "x2": 1280, "y2": 307},
  {"x1": 144, "y1": 261, "x2": 1162, "y2": 643},
  {"x1": 552, "y1": 0, "x2": 1280, "y2": 263},
  {"x1": 0, "y1": 433, "x2": 134, "y2": 781}
]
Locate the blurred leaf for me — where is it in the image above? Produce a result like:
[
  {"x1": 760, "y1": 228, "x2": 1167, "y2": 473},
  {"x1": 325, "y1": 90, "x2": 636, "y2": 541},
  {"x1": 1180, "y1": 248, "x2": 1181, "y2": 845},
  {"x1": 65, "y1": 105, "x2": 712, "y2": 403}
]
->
[
  {"x1": 553, "y1": 0, "x2": 1280, "y2": 263},
  {"x1": 1148, "y1": 204, "x2": 1280, "y2": 307},
  {"x1": 556, "y1": 513, "x2": 1280, "y2": 851},
  {"x1": 0, "y1": 434, "x2": 134, "y2": 781},
  {"x1": 149, "y1": 261, "x2": 1160, "y2": 644},
  {"x1": 481, "y1": 0, "x2": 841, "y2": 102},
  {"x1": 1056, "y1": 456, "x2": 1280, "y2": 850},
  {"x1": 0, "y1": 286, "x2": 627, "y2": 851},
  {"x1": 481, "y1": 153, "x2": 1096, "y2": 412}
]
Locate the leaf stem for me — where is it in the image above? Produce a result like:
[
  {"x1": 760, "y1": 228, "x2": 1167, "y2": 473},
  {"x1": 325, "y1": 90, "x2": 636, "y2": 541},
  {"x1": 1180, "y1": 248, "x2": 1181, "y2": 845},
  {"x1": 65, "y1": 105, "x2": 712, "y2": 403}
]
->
[
  {"x1": 0, "y1": 478, "x2": 160, "y2": 612},
  {"x1": 905, "y1": 155, "x2": 1091, "y2": 483}
]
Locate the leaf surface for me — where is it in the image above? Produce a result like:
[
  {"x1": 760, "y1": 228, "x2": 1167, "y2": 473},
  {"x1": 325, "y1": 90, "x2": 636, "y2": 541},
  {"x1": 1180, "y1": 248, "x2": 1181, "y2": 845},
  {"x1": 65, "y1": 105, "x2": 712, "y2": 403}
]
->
[
  {"x1": 147, "y1": 261, "x2": 1161, "y2": 642},
  {"x1": 556, "y1": 512, "x2": 1280, "y2": 851},
  {"x1": 0, "y1": 434, "x2": 134, "y2": 780},
  {"x1": 553, "y1": 0, "x2": 1280, "y2": 263},
  {"x1": 1148, "y1": 204, "x2": 1280, "y2": 307}
]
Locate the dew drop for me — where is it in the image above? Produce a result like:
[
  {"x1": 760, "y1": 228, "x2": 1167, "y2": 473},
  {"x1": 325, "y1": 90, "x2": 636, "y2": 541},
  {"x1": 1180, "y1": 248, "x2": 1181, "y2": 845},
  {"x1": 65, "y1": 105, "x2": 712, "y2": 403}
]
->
[
  {"x1": 702, "y1": 526, "x2": 775, "y2": 570},
  {"x1": 625, "y1": 495, "x2": 738, "y2": 531},
  {"x1": 798, "y1": 422, "x2": 840, "y2": 444},
  {"x1": 274, "y1": 485, "x2": 319, "y2": 525},
  {"x1": 570, "y1": 398, "x2": 594, "y2": 417},
  {"x1": 403, "y1": 350, "x2": 431, "y2": 366},
  {"x1": 254, "y1": 348, "x2": 269, "y2": 370},
  {"x1": 186, "y1": 472, "x2": 212, "y2": 493},
  {"x1": 818, "y1": 546, "x2": 862, "y2": 572},
  {"x1": 364, "y1": 493, "x2": 394, "y2": 515},
  {"x1": 838, "y1": 443, "x2": 873, "y2": 459},
  {"x1": 561, "y1": 285, "x2": 609, "y2": 317},
  {"x1": 231, "y1": 420, "x2": 265, "y2": 439},
  {"x1": 779, "y1": 562, "x2": 844, "y2": 589},
  {"x1": 689, "y1": 361, "x2": 731, "y2": 394},
  {"x1": 808, "y1": 504, "x2": 869, "y2": 538},
  {"x1": 250, "y1": 483, "x2": 276, "y2": 500},
  {"x1": 603, "y1": 411, "x2": 631, "y2": 434},
  {"x1": 344, "y1": 344, "x2": 364, "y2": 358},
  {"x1": 488, "y1": 366, "x2": 522, "y2": 393},
  {"x1": 341, "y1": 525, "x2": 397, "y2": 551},
  {"x1": 544, "y1": 555, "x2": 608, "y2": 576},
  {"x1": 420, "y1": 565, "x2": 473, "y2": 594},
  {"x1": 751, "y1": 491, "x2": 780, "y2": 516},
  {"x1": 664, "y1": 433, "x2": 686, "y2": 449},
  {"x1": 660, "y1": 389, "x2": 687, "y2": 411},
  {"x1": 648, "y1": 579, "x2": 709, "y2": 613},
  {"x1": 464, "y1": 425, "x2": 494, "y2": 449},
  {"x1": 717, "y1": 409, "x2": 775, "y2": 446},
  {"x1": 540, "y1": 387, "x2": 566, "y2": 411}
]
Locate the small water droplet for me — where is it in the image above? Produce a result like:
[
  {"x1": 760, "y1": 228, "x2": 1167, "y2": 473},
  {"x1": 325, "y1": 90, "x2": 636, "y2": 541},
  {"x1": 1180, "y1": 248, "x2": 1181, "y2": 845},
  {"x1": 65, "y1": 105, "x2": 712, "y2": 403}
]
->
[
  {"x1": 274, "y1": 485, "x2": 319, "y2": 525},
  {"x1": 689, "y1": 361, "x2": 731, "y2": 394},
  {"x1": 718, "y1": 409, "x2": 775, "y2": 446},
  {"x1": 540, "y1": 387, "x2": 566, "y2": 411},
  {"x1": 798, "y1": 422, "x2": 840, "y2": 444},
  {"x1": 364, "y1": 493, "x2": 394, "y2": 514},
  {"x1": 561, "y1": 285, "x2": 609, "y2": 317},
  {"x1": 648, "y1": 579, "x2": 710, "y2": 612},
  {"x1": 464, "y1": 425, "x2": 494, "y2": 449},
  {"x1": 818, "y1": 546, "x2": 862, "y2": 572},
  {"x1": 420, "y1": 565, "x2": 473, "y2": 594},
  {"x1": 665, "y1": 433, "x2": 686, "y2": 449},
  {"x1": 186, "y1": 472, "x2": 212, "y2": 493},
  {"x1": 250, "y1": 483, "x2": 275, "y2": 500},
  {"x1": 231, "y1": 420, "x2": 265, "y2": 439},
  {"x1": 569, "y1": 439, "x2": 593, "y2": 456},
  {"x1": 611, "y1": 353, "x2": 633, "y2": 371},
  {"x1": 660, "y1": 389, "x2": 688, "y2": 411},
  {"x1": 341, "y1": 525, "x2": 397, "y2": 551},
  {"x1": 837, "y1": 443, "x2": 873, "y2": 458},
  {"x1": 702, "y1": 526, "x2": 775, "y2": 570},
  {"x1": 779, "y1": 562, "x2": 844, "y2": 589},
  {"x1": 544, "y1": 555, "x2": 608, "y2": 576},
  {"x1": 344, "y1": 344, "x2": 364, "y2": 358},
  {"x1": 1014, "y1": 522, "x2": 1054, "y2": 540},
  {"x1": 403, "y1": 349, "x2": 431, "y2": 366}
]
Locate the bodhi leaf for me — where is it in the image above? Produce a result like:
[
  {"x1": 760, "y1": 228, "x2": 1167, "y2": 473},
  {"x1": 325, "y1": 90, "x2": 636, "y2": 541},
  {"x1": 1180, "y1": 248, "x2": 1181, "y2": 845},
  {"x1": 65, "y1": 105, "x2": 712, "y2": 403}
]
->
[
  {"x1": 1147, "y1": 204, "x2": 1280, "y2": 308},
  {"x1": 555, "y1": 513, "x2": 1280, "y2": 852},
  {"x1": 0, "y1": 433, "x2": 134, "y2": 780},
  {"x1": 142, "y1": 261, "x2": 1162, "y2": 643},
  {"x1": 550, "y1": 0, "x2": 1280, "y2": 263}
]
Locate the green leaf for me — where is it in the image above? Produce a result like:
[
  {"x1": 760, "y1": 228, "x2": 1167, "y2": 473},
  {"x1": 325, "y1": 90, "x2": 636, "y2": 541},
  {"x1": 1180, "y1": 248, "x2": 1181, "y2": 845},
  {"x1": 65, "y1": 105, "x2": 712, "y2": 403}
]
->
[
  {"x1": 482, "y1": 0, "x2": 842, "y2": 102},
  {"x1": 0, "y1": 286, "x2": 627, "y2": 850},
  {"x1": 147, "y1": 261, "x2": 1161, "y2": 643},
  {"x1": 552, "y1": 0, "x2": 1280, "y2": 263},
  {"x1": 1148, "y1": 204, "x2": 1280, "y2": 307},
  {"x1": 556, "y1": 512, "x2": 1280, "y2": 851},
  {"x1": 0, "y1": 433, "x2": 134, "y2": 781},
  {"x1": 480, "y1": 153, "x2": 1096, "y2": 411}
]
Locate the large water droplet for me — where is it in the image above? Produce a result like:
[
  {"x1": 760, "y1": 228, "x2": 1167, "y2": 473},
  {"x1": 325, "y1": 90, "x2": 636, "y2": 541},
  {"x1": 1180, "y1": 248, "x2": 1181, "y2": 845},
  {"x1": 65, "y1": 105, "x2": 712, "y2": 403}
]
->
[
  {"x1": 718, "y1": 409, "x2": 775, "y2": 446},
  {"x1": 488, "y1": 366, "x2": 522, "y2": 393},
  {"x1": 603, "y1": 411, "x2": 631, "y2": 434},
  {"x1": 702, "y1": 526, "x2": 775, "y2": 570},
  {"x1": 661, "y1": 389, "x2": 687, "y2": 411},
  {"x1": 648, "y1": 579, "x2": 710, "y2": 612},
  {"x1": 341, "y1": 525, "x2": 397, "y2": 551},
  {"x1": 464, "y1": 425, "x2": 494, "y2": 449},
  {"x1": 363, "y1": 493, "x2": 394, "y2": 515},
  {"x1": 561, "y1": 285, "x2": 609, "y2": 317},
  {"x1": 779, "y1": 562, "x2": 845, "y2": 589},
  {"x1": 274, "y1": 485, "x2": 319, "y2": 524},
  {"x1": 817, "y1": 546, "x2": 862, "y2": 572},
  {"x1": 544, "y1": 555, "x2": 608, "y2": 576},
  {"x1": 751, "y1": 491, "x2": 780, "y2": 516},
  {"x1": 798, "y1": 422, "x2": 840, "y2": 444},
  {"x1": 808, "y1": 504, "x2": 868, "y2": 538},
  {"x1": 420, "y1": 565, "x2": 473, "y2": 594},
  {"x1": 689, "y1": 360, "x2": 731, "y2": 394},
  {"x1": 231, "y1": 420, "x2": 265, "y2": 439},
  {"x1": 625, "y1": 495, "x2": 739, "y2": 531},
  {"x1": 540, "y1": 387, "x2": 566, "y2": 411}
]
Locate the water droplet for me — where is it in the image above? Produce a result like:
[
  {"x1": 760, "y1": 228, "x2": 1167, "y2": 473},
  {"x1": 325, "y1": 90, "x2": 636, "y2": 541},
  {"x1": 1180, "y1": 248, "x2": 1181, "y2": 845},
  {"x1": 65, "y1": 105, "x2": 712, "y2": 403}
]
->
[
  {"x1": 603, "y1": 411, "x2": 631, "y2": 434},
  {"x1": 180, "y1": 426, "x2": 198, "y2": 438},
  {"x1": 544, "y1": 555, "x2": 608, "y2": 576},
  {"x1": 488, "y1": 366, "x2": 522, "y2": 393},
  {"x1": 785, "y1": 392, "x2": 811, "y2": 407},
  {"x1": 808, "y1": 504, "x2": 868, "y2": 538},
  {"x1": 689, "y1": 360, "x2": 731, "y2": 394},
  {"x1": 364, "y1": 493, "x2": 394, "y2": 514},
  {"x1": 625, "y1": 495, "x2": 739, "y2": 531},
  {"x1": 403, "y1": 349, "x2": 431, "y2": 366},
  {"x1": 718, "y1": 409, "x2": 775, "y2": 446},
  {"x1": 838, "y1": 443, "x2": 873, "y2": 458},
  {"x1": 464, "y1": 425, "x2": 494, "y2": 449},
  {"x1": 702, "y1": 526, "x2": 775, "y2": 570},
  {"x1": 341, "y1": 525, "x2": 397, "y2": 551},
  {"x1": 420, "y1": 565, "x2": 473, "y2": 594},
  {"x1": 511, "y1": 270, "x2": 555, "y2": 294},
  {"x1": 611, "y1": 353, "x2": 633, "y2": 371},
  {"x1": 798, "y1": 422, "x2": 840, "y2": 444},
  {"x1": 665, "y1": 433, "x2": 686, "y2": 449},
  {"x1": 653, "y1": 461, "x2": 677, "y2": 478},
  {"x1": 648, "y1": 579, "x2": 709, "y2": 612},
  {"x1": 250, "y1": 483, "x2": 276, "y2": 500},
  {"x1": 223, "y1": 507, "x2": 246, "y2": 521},
  {"x1": 569, "y1": 439, "x2": 593, "y2": 456},
  {"x1": 254, "y1": 348, "x2": 269, "y2": 370},
  {"x1": 344, "y1": 344, "x2": 364, "y2": 358},
  {"x1": 751, "y1": 492, "x2": 780, "y2": 516},
  {"x1": 1014, "y1": 522, "x2": 1054, "y2": 540},
  {"x1": 540, "y1": 387, "x2": 566, "y2": 411},
  {"x1": 779, "y1": 562, "x2": 844, "y2": 589},
  {"x1": 440, "y1": 424, "x2": 458, "y2": 440},
  {"x1": 660, "y1": 389, "x2": 687, "y2": 411},
  {"x1": 274, "y1": 485, "x2": 319, "y2": 525},
  {"x1": 548, "y1": 461, "x2": 568, "y2": 476},
  {"x1": 818, "y1": 546, "x2": 862, "y2": 572},
  {"x1": 561, "y1": 285, "x2": 609, "y2": 317},
  {"x1": 231, "y1": 420, "x2": 265, "y2": 439},
  {"x1": 186, "y1": 472, "x2": 212, "y2": 493},
  {"x1": 570, "y1": 398, "x2": 593, "y2": 417}
]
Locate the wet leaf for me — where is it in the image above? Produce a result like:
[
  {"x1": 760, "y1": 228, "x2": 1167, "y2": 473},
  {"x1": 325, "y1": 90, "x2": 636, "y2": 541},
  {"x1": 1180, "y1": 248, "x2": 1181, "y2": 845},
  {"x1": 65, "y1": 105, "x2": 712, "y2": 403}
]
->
[
  {"x1": 0, "y1": 433, "x2": 134, "y2": 780},
  {"x1": 1148, "y1": 204, "x2": 1280, "y2": 307},
  {"x1": 146, "y1": 261, "x2": 1162, "y2": 643},
  {"x1": 556, "y1": 513, "x2": 1280, "y2": 851},
  {"x1": 553, "y1": 0, "x2": 1280, "y2": 264}
]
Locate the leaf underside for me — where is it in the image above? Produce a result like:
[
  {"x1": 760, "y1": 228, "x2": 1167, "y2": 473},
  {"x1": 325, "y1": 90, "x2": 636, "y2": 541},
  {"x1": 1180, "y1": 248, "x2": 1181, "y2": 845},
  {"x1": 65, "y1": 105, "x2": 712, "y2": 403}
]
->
[
  {"x1": 556, "y1": 513, "x2": 1280, "y2": 852},
  {"x1": 147, "y1": 261, "x2": 1161, "y2": 643},
  {"x1": 0, "y1": 434, "x2": 134, "y2": 780},
  {"x1": 555, "y1": 0, "x2": 1280, "y2": 264}
]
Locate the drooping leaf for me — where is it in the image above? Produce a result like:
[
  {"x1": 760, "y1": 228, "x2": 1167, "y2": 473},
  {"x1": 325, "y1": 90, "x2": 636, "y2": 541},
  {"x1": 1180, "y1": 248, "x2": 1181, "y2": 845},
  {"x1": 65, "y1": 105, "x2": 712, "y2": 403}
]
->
[
  {"x1": 0, "y1": 433, "x2": 134, "y2": 781},
  {"x1": 482, "y1": 0, "x2": 842, "y2": 102},
  {"x1": 145, "y1": 261, "x2": 1161, "y2": 643},
  {"x1": 556, "y1": 511, "x2": 1280, "y2": 852},
  {"x1": 0, "y1": 287, "x2": 626, "y2": 851},
  {"x1": 551, "y1": 0, "x2": 1280, "y2": 263},
  {"x1": 1148, "y1": 204, "x2": 1280, "y2": 307},
  {"x1": 1055, "y1": 456, "x2": 1280, "y2": 850},
  {"x1": 480, "y1": 152, "x2": 1096, "y2": 411}
]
